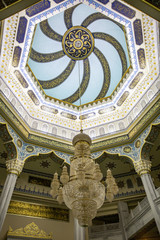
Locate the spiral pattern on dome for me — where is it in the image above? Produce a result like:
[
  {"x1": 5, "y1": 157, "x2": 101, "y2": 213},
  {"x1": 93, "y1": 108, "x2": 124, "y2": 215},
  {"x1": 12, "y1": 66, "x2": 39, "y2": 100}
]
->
[{"x1": 28, "y1": 3, "x2": 129, "y2": 106}]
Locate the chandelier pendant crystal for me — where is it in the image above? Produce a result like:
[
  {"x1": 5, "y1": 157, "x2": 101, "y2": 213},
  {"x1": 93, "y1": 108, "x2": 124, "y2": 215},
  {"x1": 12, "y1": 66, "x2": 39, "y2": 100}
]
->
[{"x1": 50, "y1": 130, "x2": 119, "y2": 227}]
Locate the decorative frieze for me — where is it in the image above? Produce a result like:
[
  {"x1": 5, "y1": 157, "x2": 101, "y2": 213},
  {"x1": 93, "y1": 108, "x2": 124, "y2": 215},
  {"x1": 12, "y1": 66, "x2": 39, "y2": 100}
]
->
[
  {"x1": 7, "y1": 222, "x2": 53, "y2": 239},
  {"x1": 7, "y1": 201, "x2": 69, "y2": 221}
]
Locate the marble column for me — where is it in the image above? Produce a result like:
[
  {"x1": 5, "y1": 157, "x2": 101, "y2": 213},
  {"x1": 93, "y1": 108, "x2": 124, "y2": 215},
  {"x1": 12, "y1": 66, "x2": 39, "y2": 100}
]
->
[
  {"x1": 118, "y1": 201, "x2": 129, "y2": 240},
  {"x1": 74, "y1": 218, "x2": 86, "y2": 240},
  {"x1": 0, "y1": 159, "x2": 24, "y2": 233},
  {"x1": 134, "y1": 159, "x2": 160, "y2": 233}
]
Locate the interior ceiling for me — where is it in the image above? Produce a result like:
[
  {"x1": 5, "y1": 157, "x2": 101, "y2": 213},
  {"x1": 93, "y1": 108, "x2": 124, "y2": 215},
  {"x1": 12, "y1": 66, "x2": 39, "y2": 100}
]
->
[
  {"x1": 0, "y1": 0, "x2": 159, "y2": 22},
  {"x1": 28, "y1": 3, "x2": 129, "y2": 106},
  {"x1": 0, "y1": 2, "x2": 160, "y2": 232},
  {"x1": 0, "y1": 0, "x2": 159, "y2": 151},
  {"x1": 1, "y1": 122, "x2": 160, "y2": 188},
  {"x1": 0, "y1": 120, "x2": 160, "y2": 178}
]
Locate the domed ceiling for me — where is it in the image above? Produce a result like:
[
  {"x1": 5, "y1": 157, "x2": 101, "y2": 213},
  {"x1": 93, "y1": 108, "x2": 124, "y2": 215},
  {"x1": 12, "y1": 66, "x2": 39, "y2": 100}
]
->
[
  {"x1": 28, "y1": 3, "x2": 130, "y2": 106},
  {"x1": 0, "y1": 0, "x2": 159, "y2": 152}
]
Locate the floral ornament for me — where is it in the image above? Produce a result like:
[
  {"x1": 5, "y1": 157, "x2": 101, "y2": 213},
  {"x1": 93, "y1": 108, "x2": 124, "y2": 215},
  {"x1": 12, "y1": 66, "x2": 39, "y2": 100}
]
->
[
  {"x1": 62, "y1": 26, "x2": 94, "y2": 60},
  {"x1": 40, "y1": 160, "x2": 51, "y2": 168},
  {"x1": 106, "y1": 162, "x2": 116, "y2": 169}
]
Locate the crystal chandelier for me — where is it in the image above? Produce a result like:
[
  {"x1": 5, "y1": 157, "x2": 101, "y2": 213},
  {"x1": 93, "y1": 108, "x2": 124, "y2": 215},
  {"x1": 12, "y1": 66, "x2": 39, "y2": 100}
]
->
[{"x1": 50, "y1": 130, "x2": 118, "y2": 227}]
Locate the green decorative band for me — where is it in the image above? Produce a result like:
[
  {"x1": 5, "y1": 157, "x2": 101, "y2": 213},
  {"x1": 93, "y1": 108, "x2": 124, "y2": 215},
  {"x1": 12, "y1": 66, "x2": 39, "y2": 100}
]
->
[
  {"x1": 40, "y1": 19, "x2": 63, "y2": 42},
  {"x1": 93, "y1": 47, "x2": 110, "y2": 100},
  {"x1": 38, "y1": 59, "x2": 76, "y2": 89},
  {"x1": 30, "y1": 48, "x2": 65, "y2": 63},
  {"x1": 82, "y1": 12, "x2": 123, "y2": 30},
  {"x1": 64, "y1": 4, "x2": 78, "y2": 29},
  {"x1": 93, "y1": 32, "x2": 127, "y2": 75},
  {"x1": 62, "y1": 26, "x2": 94, "y2": 60},
  {"x1": 63, "y1": 58, "x2": 90, "y2": 103}
]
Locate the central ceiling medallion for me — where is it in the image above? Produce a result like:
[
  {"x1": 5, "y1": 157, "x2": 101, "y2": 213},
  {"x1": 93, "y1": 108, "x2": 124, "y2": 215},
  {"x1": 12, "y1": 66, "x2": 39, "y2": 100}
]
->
[{"x1": 62, "y1": 26, "x2": 94, "y2": 60}]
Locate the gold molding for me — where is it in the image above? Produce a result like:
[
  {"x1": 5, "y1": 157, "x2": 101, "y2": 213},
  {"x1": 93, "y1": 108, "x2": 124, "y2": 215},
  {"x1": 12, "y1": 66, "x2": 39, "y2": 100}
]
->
[
  {"x1": 0, "y1": 0, "x2": 42, "y2": 21},
  {"x1": 0, "y1": 93, "x2": 160, "y2": 153},
  {"x1": 121, "y1": 0, "x2": 160, "y2": 22},
  {"x1": 7, "y1": 222, "x2": 53, "y2": 239},
  {"x1": 133, "y1": 159, "x2": 152, "y2": 176},
  {"x1": 7, "y1": 200, "x2": 69, "y2": 221},
  {"x1": 6, "y1": 159, "x2": 24, "y2": 176},
  {"x1": 142, "y1": 0, "x2": 160, "y2": 11}
]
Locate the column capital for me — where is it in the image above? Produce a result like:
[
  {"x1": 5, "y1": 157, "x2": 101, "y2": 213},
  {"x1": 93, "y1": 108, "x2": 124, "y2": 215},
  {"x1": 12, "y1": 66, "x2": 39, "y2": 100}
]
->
[
  {"x1": 133, "y1": 159, "x2": 152, "y2": 176},
  {"x1": 6, "y1": 159, "x2": 24, "y2": 176}
]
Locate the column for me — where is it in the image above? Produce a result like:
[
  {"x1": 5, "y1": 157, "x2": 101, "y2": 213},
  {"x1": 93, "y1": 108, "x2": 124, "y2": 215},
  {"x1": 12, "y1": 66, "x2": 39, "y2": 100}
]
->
[
  {"x1": 118, "y1": 201, "x2": 129, "y2": 240},
  {"x1": 0, "y1": 159, "x2": 24, "y2": 233},
  {"x1": 74, "y1": 218, "x2": 86, "y2": 240},
  {"x1": 134, "y1": 159, "x2": 160, "y2": 233}
]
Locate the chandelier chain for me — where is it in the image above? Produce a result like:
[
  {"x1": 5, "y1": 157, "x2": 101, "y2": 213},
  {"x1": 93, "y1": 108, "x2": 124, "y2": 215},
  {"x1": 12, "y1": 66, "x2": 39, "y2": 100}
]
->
[{"x1": 78, "y1": 60, "x2": 83, "y2": 131}]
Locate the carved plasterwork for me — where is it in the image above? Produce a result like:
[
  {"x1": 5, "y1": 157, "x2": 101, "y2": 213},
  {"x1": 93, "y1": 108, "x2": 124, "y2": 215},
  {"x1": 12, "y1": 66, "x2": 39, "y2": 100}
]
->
[
  {"x1": 0, "y1": 96, "x2": 160, "y2": 153},
  {"x1": 0, "y1": 115, "x2": 72, "y2": 161},
  {"x1": 6, "y1": 159, "x2": 24, "y2": 175},
  {"x1": 7, "y1": 201, "x2": 69, "y2": 222},
  {"x1": 103, "y1": 114, "x2": 160, "y2": 162},
  {"x1": 133, "y1": 159, "x2": 152, "y2": 176},
  {"x1": 7, "y1": 222, "x2": 53, "y2": 239}
]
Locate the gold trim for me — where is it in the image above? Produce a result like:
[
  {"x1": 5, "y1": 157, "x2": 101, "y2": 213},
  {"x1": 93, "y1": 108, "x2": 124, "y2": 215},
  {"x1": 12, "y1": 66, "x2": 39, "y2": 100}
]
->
[
  {"x1": 6, "y1": 159, "x2": 24, "y2": 175},
  {"x1": 120, "y1": 0, "x2": 159, "y2": 22},
  {"x1": 7, "y1": 200, "x2": 69, "y2": 222},
  {"x1": 0, "y1": 0, "x2": 41, "y2": 12},
  {"x1": 142, "y1": 0, "x2": 160, "y2": 11},
  {"x1": 0, "y1": 0, "x2": 42, "y2": 21},
  {"x1": 7, "y1": 222, "x2": 53, "y2": 239},
  {"x1": 0, "y1": 21, "x2": 4, "y2": 55},
  {"x1": 133, "y1": 159, "x2": 151, "y2": 175},
  {"x1": 0, "y1": 0, "x2": 22, "y2": 11},
  {"x1": 139, "y1": 170, "x2": 150, "y2": 176}
]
